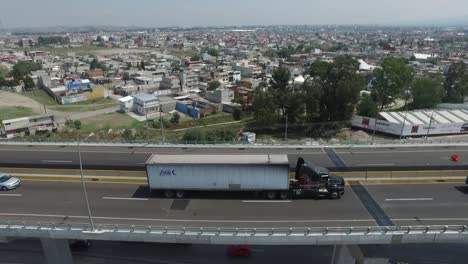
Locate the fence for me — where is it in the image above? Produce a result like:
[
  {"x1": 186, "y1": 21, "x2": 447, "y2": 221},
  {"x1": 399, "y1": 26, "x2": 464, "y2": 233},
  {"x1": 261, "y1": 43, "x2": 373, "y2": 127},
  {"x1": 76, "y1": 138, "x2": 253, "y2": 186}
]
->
[{"x1": 1, "y1": 221, "x2": 468, "y2": 245}]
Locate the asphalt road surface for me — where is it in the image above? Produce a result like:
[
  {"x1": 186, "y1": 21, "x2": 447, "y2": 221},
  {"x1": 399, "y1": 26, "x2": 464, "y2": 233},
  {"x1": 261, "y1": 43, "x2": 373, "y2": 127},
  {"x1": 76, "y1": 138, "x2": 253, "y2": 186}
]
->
[
  {"x1": 2, "y1": 180, "x2": 468, "y2": 228},
  {"x1": 1, "y1": 144, "x2": 468, "y2": 171},
  {"x1": 2, "y1": 238, "x2": 468, "y2": 264}
]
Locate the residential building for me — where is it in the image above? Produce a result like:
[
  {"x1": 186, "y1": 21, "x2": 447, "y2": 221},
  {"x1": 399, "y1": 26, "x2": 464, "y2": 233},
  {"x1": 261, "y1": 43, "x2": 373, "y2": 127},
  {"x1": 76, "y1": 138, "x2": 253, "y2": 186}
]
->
[
  {"x1": 179, "y1": 71, "x2": 199, "y2": 92},
  {"x1": 132, "y1": 93, "x2": 160, "y2": 115},
  {"x1": 232, "y1": 60, "x2": 262, "y2": 78},
  {"x1": 118, "y1": 96, "x2": 134, "y2": 113},
  {"x1": 160, "y1": 75, "x2": 181, "y2": 93},
  {"x1": 1, "y1": 115, "x2": 57, "y2": 139},
  {"x1": 206, "y1": 88, "x2": 234, "y2": 104}
]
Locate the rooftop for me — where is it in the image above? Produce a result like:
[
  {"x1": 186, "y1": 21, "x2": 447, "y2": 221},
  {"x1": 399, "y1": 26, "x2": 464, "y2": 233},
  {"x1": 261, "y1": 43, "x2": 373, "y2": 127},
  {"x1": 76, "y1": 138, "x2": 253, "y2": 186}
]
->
[{"x1": 146, "y1": 154, "x2": 289, "y2": 165}]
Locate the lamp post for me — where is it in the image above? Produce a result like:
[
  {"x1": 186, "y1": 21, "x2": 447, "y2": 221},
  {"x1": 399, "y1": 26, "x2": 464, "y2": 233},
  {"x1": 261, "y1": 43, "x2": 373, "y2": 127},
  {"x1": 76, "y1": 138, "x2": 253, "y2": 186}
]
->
[
  {"x1": 425, "y1": 111, "x2": 435, "y2": 143},
  {"x1": 77, "y1": 132, "x2": 95, "y2": 230}
]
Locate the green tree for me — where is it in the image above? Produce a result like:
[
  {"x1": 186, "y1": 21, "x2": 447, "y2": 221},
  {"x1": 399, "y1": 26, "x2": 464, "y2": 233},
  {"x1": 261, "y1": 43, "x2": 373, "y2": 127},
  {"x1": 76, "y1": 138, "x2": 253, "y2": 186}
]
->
[
  {"x1": 90, "y1": 58, "x2": 99, "y2": 70},
  {"x1": 232, "y1": 108, "x2": 242, "y2": 121},
  {"x1": 74, "y1": 62, "x2": 79, "y2": 73},
  {"x1": 411, "y1": 78, "x2": 444, "y2": 109},
  {"x1": 170, "y1": 112, "x2": 181, "y2": 124},
  {"x1": 269, "y1": 66, "x2": 291, "y2": 118},
  {"x1": 357, "y1": 95, "x2": 379, "y2": 117},
  {"x1": 373, "y1": 57, "x2": 414, "y2": 110},
  {"x1": 207, "y1": 48, "x2": 219, "y2": 57},
  {"x1": 302, "y1": 79, "x2": 322, "y2": 121},
  {"x1": 443, "y1": 61, "x2": 468, "y2": 103},
  {"x1": 308, "y1": 55, "x2": 364, "y2": 121},
  {"x1": 11, "y1": 61, "x2": 42, "y2": 83},
  {"x1": 207, "y1": 81, "x2": 221, "y2": 91},
  {"x1": 23, "y1": 76, "x2": 35, "y2": 90},
  {"x1": 140, "y1": 60, "x2": 146, "y2": 70},
  {"x1": 122, "y1": 72, "x2": 130, "y2": 81},
  {"x1": 191, "y1": 54, "x2": 201, "y2": 61},
  {"x1": 252, "y1": 87, "x2": 280, "y2": 127},
  {"x1": 126, "y1": 62, "x2": 132, "y2": 69},
  {"x1": 183, "y1": 128, "x2": 206, "y2": 142}
]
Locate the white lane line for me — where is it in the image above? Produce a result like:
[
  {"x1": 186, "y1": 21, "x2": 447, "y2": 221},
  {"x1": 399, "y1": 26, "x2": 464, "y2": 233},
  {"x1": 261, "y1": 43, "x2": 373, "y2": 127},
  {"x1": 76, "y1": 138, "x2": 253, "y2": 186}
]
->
[
  {"x1": 385, "y1": 198, "x2": 433, "y2": 201},
  {"x1": 242, "y1": 200, "x2": 291, "y2": 203},
  {"x1": 41, "y1": 160, "x2": 73, "y2": 163},
  {"x1": 356, "y1": 163, "x2": 395, "y2": 166},
  {"x1": 0, "y1": 213, "x2": 374, "y2": 223},
  {"x1": 102, "y1": 197, "x2": 148, "y2": 201},
  {"x1": 0, "y1": 194, "x2": 22, "y2": 197}
]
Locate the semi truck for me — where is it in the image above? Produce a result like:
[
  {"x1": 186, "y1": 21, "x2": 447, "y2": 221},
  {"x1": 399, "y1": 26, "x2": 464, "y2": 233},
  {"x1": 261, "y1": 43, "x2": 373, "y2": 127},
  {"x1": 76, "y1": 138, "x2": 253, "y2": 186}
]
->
[{"x1": 145, "y1": 154, "x2": 345, "y2": 199}]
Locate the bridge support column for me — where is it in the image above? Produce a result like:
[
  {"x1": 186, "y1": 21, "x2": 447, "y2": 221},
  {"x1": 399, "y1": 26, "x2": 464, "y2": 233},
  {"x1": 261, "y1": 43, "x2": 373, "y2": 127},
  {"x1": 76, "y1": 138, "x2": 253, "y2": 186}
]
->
[
  {"x1": 331, "y1": 245, "x2": 364, "y2": 264},
  {"x1": 40, "y1": 238, "x2": 73, "y2": 264}
]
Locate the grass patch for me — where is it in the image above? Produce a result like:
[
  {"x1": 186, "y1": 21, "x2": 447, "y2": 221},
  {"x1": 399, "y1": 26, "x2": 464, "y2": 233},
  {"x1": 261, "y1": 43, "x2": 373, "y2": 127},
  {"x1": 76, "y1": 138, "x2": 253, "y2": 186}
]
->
[
  {"x1": 23, "y1": 89, "x2": 58, "y2": 106},
  {"x1": 80, "y1": 112, "x2": 135, "y2": 132},
  {"x1": 0, "y1": 106, "x2": 36, "y2": 121},
  {"x1": 160, "y1": 48, "x2": 198, "y2": 58},
  {"x1": 48, "y1": 97, "x2": 118, "y2": 112}
]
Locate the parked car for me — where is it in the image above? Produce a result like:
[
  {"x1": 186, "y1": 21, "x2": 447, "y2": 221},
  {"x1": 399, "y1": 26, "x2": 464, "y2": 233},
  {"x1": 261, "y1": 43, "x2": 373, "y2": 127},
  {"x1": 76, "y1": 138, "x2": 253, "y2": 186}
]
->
[
  {"x1": 0, "y1": 175, "x2": 21, "y2": 191},
  {"x1": 227, "y1": 245, "x2": 252, "y2": 257}
]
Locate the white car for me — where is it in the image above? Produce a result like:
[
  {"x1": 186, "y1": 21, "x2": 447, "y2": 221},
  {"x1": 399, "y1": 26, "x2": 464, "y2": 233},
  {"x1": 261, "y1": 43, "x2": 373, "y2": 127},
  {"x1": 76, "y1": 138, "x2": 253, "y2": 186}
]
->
[{"x1": 0, "y1": 175, "x2": 21, "y2": 191}]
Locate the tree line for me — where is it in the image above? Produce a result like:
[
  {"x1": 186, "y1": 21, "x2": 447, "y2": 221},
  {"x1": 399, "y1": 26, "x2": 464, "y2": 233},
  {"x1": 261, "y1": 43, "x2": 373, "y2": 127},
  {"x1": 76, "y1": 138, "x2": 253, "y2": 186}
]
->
[{"x1": 252, "y1": 56, "x2": 468, "y2": 130}]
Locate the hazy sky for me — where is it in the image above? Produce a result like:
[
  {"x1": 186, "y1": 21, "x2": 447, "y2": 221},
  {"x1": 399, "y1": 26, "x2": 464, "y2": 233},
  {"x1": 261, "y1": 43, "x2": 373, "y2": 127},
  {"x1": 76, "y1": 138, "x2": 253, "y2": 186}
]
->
[{"x1": 1, "y1": 0, "x2": 468, "y2": 28}]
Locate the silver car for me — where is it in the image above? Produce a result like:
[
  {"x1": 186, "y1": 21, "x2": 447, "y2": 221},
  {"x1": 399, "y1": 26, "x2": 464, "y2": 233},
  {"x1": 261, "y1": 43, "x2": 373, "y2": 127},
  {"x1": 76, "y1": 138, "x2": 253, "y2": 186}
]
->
[{"x1": 0, "y1": 175, "x2": 21, "y2": 191}]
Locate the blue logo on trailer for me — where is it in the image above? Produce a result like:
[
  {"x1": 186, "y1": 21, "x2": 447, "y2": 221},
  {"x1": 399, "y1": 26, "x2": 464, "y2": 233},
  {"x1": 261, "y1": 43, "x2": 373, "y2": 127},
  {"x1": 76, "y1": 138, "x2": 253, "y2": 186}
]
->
[{"x1": 159, "y1": 169, "x2": 176, "y2": 176}]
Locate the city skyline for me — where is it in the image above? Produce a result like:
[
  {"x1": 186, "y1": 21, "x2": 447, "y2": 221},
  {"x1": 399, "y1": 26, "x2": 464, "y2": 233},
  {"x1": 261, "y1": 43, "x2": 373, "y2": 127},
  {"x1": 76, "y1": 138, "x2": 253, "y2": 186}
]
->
[{"x1": 1, "y1": 0, "x2": 468, "y2": 29}]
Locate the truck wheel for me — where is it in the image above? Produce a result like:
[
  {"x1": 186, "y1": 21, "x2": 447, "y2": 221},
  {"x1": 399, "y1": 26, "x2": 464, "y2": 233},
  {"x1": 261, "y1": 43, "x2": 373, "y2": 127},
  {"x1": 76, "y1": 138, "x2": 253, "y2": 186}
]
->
[
  {"x1": 330, "y1": 191, "x2": 341, "y2": 199},
  {"x1": 266, "y1": 191, "x2": 276, "y2": 200},
  {"x1": 175, "y1": 190, "x2": 185, "y2": 199},
  {"x1": 164, "y1": 190, "x2": 175, "y2": 198},
  {"x1": 279, "y1": 191, "x2": 289, "y2": 200}
]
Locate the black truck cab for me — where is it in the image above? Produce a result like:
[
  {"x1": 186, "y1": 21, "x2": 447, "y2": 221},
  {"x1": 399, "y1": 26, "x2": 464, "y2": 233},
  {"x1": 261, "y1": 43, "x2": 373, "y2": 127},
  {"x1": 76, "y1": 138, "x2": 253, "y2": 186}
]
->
[{"x1": 292, "y1": 157, "x2": 345, "y2": 199}]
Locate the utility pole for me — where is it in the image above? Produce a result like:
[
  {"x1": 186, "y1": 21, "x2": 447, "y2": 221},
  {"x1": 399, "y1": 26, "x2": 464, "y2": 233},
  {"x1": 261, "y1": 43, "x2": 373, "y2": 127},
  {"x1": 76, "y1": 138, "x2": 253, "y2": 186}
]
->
[
  {"x1": 160, "y1": 106, "x2": 164, "y2": 143},
  {"x1": 284, "y1": 114, "x2": 288, "y2": 142},
  {"x1": 425, "y1": 110, "x2": 435, "y2": 143},
  {"x1": 399, "y1": 93, "x2": 410, "y2": 140}
]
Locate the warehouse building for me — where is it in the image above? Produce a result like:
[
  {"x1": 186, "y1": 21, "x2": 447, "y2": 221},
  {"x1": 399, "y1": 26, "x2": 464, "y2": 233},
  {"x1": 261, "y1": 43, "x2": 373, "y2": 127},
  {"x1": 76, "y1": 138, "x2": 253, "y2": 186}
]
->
[{"x1": 352, "y1": 109, "x2": 468, "y2": 137}]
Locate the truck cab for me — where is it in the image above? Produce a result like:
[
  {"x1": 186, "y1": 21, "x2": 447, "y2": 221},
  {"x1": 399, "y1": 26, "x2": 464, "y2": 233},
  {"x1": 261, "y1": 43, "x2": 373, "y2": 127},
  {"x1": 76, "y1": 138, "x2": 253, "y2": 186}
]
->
[{"x1": 291, "y1": 158, "x2": 345, "y2": 199}]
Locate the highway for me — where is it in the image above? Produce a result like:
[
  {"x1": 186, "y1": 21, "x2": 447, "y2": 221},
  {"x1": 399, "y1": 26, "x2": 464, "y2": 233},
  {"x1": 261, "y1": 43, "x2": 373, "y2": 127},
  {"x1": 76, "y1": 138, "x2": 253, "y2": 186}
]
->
[
  {"x1": 1, "y1": 144, "x2": 468, "y2": 171},
  {"x1": 2, "y1": 179, "x2": 468, "y2": 228}
]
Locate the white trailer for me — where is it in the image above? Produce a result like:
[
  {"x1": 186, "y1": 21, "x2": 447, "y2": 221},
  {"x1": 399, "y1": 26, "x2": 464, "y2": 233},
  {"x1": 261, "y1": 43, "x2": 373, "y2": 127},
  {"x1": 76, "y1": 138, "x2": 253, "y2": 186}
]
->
[
  {"x1": 145, "y1": 154, "x2": 290, "y2": 198},
  {"x1": 145, "y1": 154, "x2": 345, "y2": 199}
]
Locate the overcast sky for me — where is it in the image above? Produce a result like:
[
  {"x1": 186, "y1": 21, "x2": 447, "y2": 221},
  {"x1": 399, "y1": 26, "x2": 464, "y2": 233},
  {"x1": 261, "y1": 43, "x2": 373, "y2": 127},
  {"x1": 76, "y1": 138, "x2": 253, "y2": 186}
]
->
[{"x1": 1, "y1": 0, "x2": 468, "y2": 28}]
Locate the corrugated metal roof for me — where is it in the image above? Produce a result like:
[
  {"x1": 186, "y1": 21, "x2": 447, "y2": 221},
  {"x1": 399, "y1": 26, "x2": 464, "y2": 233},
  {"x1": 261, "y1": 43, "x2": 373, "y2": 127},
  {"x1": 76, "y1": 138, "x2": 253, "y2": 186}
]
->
[{"x1": 146, "y1": 154, "x2": 290, "y2": 165}]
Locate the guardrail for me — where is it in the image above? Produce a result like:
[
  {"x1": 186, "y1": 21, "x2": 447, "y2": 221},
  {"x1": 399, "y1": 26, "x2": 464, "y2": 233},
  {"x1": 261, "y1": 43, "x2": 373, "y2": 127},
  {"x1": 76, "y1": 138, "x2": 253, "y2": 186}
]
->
[
  {"x1": 2, "y1": 138, "x2": 468, "y2": 148},
  {"x1": 2, "y1": 222, "x2": 468, "y2": 245}
]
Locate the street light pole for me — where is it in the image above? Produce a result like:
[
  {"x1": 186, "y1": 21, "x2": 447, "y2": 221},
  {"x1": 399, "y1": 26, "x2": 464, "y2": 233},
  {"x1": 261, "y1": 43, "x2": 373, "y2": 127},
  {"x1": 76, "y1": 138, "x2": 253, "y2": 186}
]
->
[
  {"x1": 284, "y1": 113, "x2": 288, "y2": 142},
  {"x1": 160, "y1": 106, "x2": 164, "y2": 144},
  {"x1": 77, "y1": 132, "x2": 95, "y2": 231},
  {"x1": 425, "y1": 110, "x2": 435, "y2": 143}
]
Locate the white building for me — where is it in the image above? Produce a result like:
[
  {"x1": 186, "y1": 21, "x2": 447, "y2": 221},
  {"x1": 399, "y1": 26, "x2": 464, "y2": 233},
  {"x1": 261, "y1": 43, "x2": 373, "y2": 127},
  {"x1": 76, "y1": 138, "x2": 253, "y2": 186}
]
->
[
  {"x1": 179, "y1": 71, "x2": 200, "y2": 92},
  {"x1": 118, "y1": 96, "x2": 134, "y2": 113},
  {"x1": 352, "y1": 109, "x2": 468, "y2": 137},
  {"x1": 206, "y1": 88, "x2": 234, "y2": 104},
  {"x1": 131, "y1": 93, "x2": 160, "y2": 115}
]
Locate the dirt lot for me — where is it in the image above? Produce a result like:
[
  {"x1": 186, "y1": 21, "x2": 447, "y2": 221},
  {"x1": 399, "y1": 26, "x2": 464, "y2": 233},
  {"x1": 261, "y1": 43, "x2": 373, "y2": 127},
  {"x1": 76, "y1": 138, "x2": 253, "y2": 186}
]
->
[{"x1": 0, "y1": 91, "x2": 45, "y2": 115}]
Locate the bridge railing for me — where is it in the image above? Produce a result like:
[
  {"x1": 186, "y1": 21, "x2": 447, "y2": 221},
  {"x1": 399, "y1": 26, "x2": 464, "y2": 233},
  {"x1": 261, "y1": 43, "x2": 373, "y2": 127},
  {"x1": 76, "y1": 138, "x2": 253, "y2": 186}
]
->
[{"x1": 2, "y1": 221, "x2": 467, "y2": 236}]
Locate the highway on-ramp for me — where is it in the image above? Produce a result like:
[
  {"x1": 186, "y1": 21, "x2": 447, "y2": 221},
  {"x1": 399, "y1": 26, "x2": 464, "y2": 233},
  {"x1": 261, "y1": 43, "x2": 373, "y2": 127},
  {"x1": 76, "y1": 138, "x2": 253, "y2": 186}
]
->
[{"x1": 1, "y1": 178, "x2": 468, "y2": 229}]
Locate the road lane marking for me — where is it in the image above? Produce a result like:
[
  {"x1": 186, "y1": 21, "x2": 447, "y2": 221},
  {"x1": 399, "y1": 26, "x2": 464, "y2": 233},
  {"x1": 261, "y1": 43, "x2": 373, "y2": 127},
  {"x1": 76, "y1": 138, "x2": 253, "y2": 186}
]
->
[
  {"x1": 0, "y1": 194, "x2": 22, "y2": 197},
  {"x1": 0, "y1": 213, "x2": 375, "y2": 223},
  {"x1": 103, "y1": 197, "x2": 148, "y2": 201},
  {"x1": 41, "y1": 160, "x2": 73, "y2": 163},
  {"x1": 384, "y1": 198, "x2": 433, "y2": 201},
  {"x1": 356, "y1": 163, "x2": 395, "y2": 166},
  {"x1": 242, "y1": 200, "x2": 291, "y2": 203}
]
